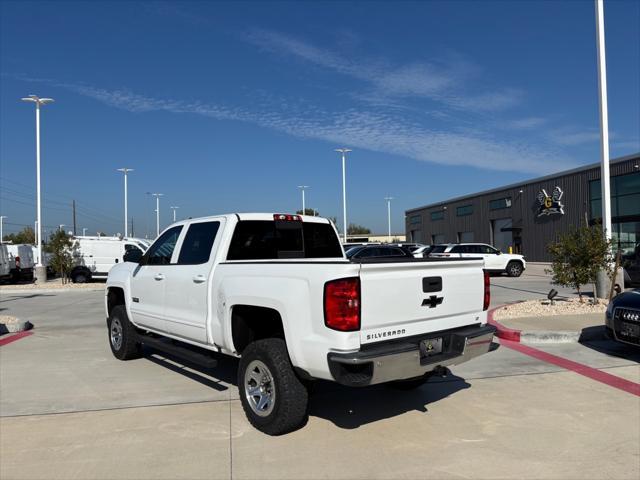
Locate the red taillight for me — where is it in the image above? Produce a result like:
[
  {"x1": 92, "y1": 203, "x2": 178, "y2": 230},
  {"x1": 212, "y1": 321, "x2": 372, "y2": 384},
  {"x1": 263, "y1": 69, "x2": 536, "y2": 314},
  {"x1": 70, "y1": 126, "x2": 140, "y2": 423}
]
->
[
  {"x1": 483, "y1": 270, "x2": 490, "y2": 311},
  {"x1": 324, "y1": 277, "x2": 360, "y2": 331},
  {"x1": 273, "y1": 214, "x2": 302, "y2": 221}
]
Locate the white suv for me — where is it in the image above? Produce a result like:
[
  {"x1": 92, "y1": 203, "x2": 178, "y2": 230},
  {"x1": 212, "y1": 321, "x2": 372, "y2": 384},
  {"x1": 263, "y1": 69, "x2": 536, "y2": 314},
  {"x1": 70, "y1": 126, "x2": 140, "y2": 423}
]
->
[{"x1": 429, "y1": 243, "x2": 526, "y2": 277}]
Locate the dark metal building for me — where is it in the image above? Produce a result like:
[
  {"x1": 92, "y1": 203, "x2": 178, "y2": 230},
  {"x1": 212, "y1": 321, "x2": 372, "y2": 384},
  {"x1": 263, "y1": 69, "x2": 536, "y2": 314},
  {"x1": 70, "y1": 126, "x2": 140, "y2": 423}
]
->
[{"x1": 405, "y1": 153, "x2": 640, "y2": 262}]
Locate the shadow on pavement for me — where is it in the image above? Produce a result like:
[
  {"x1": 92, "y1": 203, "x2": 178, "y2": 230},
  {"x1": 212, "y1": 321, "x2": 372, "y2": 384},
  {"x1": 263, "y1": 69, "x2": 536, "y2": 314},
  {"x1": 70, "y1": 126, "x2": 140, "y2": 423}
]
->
[
  {"x1": 308, "y1": 374, "x2": 471, "y2": 429},
  {"x1": 580, "y1": 335, "x2": 640, "y2": 363},
  {"x1": 143, "y1": 347, "x2": 239, "y2": 392},
  {"x1": 0, "y1": 294, "x2": 56, "y2": 303}
]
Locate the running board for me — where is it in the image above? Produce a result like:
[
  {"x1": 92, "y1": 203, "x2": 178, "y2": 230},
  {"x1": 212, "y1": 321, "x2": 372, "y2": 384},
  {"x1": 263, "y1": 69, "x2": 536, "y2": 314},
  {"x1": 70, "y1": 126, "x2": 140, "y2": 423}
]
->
[{"x1": 140, "y1": 335, "x2": 218, "y2": 368}]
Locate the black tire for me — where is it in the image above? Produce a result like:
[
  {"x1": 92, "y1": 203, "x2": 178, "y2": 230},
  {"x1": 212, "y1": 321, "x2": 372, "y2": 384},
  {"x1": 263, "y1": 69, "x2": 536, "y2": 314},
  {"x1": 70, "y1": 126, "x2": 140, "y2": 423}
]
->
[
  {"x1": 107, "y1": 305, "x2": 142, "y2": 360},
  {"x1": 238, "y1": 338, "x2": 309, "y2": 435},
  {"x1": 388, "y1": 374, "x2": 430, "y2": 390},
  {"x1": 506, "y1": 261, "x2": 524, "y2": 277},
  {"x1": 72, "y1": 269, "x2": 91, "y2": 283}
]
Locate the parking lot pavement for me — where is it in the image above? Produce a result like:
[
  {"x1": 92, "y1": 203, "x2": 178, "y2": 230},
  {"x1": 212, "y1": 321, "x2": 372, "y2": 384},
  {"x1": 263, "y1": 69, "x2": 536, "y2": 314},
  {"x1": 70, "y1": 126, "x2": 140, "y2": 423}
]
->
[
  {"x1": 1, "y1": 289, "x2": 639, "y2": 479},
  {"x1": 490, "y1": 263, "x2": 581, "y2": 307}
]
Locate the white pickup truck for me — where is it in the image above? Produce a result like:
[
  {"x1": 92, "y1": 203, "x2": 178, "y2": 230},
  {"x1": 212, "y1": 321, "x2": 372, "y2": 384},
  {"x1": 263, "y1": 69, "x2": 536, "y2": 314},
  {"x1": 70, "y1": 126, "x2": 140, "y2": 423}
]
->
[{"x1": 106, "y1": 213, "x2": 495, "y2": 435}]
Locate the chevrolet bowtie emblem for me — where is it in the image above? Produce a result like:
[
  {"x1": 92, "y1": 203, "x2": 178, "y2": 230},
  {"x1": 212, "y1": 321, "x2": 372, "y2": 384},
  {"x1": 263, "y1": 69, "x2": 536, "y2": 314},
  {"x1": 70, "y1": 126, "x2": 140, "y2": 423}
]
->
[{"x1": 422, "y1": 295, "x2": 444, "y2": 308}]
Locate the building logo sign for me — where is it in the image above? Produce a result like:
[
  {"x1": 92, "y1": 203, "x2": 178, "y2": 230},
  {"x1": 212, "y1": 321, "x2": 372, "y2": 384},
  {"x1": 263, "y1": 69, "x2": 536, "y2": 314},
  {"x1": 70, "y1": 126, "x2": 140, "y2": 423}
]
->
[{"x1": 536, "y1": 187, "x2": 565, "y2": 217}]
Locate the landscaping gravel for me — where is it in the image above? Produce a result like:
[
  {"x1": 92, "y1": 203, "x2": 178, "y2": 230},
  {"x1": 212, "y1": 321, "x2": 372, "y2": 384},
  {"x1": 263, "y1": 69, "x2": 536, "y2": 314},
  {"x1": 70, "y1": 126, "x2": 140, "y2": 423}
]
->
[
  {"x1": 0, "y1": 279, "x2": 104, "y2": 291},
  {"x1": 493, "y1": 298, "x2": 608, "y2": 320}
]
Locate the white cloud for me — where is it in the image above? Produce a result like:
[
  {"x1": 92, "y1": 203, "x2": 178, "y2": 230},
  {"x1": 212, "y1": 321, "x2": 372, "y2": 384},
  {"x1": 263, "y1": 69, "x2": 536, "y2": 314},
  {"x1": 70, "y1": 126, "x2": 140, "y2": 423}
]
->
[
  {"x1": 244, "y1": 29, "x2": 520, "y2": 112},
  {"x1": 48, "y1": 80, "x2": 575, "y2": 175},
  {"x1": 507, "y1": 117, "x2": 548, "y2": 130}
]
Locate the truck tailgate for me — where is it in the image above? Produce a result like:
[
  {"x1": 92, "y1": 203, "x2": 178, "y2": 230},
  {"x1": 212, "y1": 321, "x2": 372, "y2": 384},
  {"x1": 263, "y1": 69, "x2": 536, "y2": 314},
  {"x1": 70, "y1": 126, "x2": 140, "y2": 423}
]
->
[{"x1": 358, "y1": 259, "x2": 486, "y2": 344}]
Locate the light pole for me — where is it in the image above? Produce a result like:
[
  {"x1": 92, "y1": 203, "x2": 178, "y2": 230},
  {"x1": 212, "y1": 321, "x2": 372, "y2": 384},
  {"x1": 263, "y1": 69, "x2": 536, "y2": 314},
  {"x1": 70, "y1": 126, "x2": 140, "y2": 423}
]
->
[
  {"x1": 595, "y1": 0, "x2": 612, "y2": 240},
  {"x1": 297, "y1": 186, "x2": 309, "y2": 214},
  {"x1": 335, "y1": 148, "x2": 352, "y2": 243},
  {"x1": 117, "y1": 168, "x2": 133, "y2": 237},
  {"x1": 152, "y1": 193, "x2": 164, "y2": 236},
  {"x1": 0, "y1": 216, "x2": 6, "y2": 242},
  {"x1": 21, "y1": 94, "x2": 54, "y2": 283},
  {"x1": 384, "y1": 196, "x2": 394, "y2": 242},
  {"x1": 170, "y1": 206, "x2": 179, "y2": 222}
]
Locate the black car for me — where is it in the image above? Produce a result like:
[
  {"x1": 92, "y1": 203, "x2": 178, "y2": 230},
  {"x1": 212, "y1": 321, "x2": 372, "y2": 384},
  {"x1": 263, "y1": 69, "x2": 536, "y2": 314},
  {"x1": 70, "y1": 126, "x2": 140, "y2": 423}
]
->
[
  {"x1": 606, "y1": 289, "x2": 640, "y2": 347},
  {"x1": 346, "y1": 245, "x2": 414, "y2": 261}
]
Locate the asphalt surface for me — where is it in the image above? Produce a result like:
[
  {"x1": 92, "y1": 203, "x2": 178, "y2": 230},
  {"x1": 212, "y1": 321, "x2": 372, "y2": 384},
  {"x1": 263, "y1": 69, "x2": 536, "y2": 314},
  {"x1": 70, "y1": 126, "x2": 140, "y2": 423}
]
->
[{"x1": 1, "y1": 270, "x2": 639, "y2": 479}]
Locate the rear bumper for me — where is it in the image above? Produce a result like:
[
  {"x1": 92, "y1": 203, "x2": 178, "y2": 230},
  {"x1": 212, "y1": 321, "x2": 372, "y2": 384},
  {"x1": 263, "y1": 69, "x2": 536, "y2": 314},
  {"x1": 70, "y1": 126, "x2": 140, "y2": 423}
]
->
[{"x1": 327, "y1": 324, "x2": 496, "y2": 386}]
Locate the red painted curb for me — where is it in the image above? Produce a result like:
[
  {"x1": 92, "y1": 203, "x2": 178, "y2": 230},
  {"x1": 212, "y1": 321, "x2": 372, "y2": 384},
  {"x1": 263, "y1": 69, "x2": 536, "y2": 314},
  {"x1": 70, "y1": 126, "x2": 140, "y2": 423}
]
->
[
  {"x1": 501, "y1": 338, "x2": 640, "y2": 397},
  {"x1": 487, "y1": 305, "x2": 521, "y2": 342},
  {"x1": 0, "y1": 330, "x2": 34, "y2": 347}
]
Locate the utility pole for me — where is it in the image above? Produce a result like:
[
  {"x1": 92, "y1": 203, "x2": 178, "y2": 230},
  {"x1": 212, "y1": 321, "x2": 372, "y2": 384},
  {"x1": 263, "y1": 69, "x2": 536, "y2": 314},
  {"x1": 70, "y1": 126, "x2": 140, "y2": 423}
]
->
[
  {"x1": 297, "y1": 186, "x2": 309, "y2": 214},
  {"x1": 117, "y1": 168, "x2": 133, "y2": 237},
  {"x1": 335, "y1": 148, "x2": 352, "y2": 243},
  {"x1": 170, "y1": 206, "x2": 179, "y2": 222},
  {"x1": 72, "y1": 200, "x2": 77, "y2": 235},
  {"x1": 152, "y1": 193, "x2": 164, "y2": 237},
  {"x1": 384, "y1": 197, "x2": 394, "y2": 242},
  {"x1": 21, "y1": 94, "x2": 54, "y2": 283},
  {"x1": 130, "y1": 217, "x2": 134, "y2": 237},
  {"x1": 0, "y1": 216, "x2": 6, "y2": 242}
]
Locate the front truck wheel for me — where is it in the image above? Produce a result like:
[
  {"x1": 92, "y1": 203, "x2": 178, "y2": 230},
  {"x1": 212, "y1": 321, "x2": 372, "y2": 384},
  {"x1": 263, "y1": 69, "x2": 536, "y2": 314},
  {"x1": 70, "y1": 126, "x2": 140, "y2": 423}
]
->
[
  {"x1": 107, "y1": 305, "x2": 142, "y2": 360},
  {"x1": 238, "y1": 338, "x2": 309, "y2": 435}
]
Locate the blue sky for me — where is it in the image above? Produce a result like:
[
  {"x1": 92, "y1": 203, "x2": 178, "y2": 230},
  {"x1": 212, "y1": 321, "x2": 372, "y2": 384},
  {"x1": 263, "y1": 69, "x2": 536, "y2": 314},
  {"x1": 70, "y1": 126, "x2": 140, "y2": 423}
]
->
[{"x1": 1, "y1": 0, "x2": 639, "y2": 238}]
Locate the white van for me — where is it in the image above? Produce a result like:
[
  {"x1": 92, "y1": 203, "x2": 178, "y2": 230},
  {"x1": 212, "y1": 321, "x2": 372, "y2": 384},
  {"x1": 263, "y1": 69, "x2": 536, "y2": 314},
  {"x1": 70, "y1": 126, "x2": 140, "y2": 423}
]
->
[
  {"x1": 70, "y1": 236, "x2": 149, "y2": 283},
  {"x1": 0, "y1": 244, "x2": 12, "y2": 281},
  {"x1": 5, "y1": 244, "x2": 35, "y2": 281}
]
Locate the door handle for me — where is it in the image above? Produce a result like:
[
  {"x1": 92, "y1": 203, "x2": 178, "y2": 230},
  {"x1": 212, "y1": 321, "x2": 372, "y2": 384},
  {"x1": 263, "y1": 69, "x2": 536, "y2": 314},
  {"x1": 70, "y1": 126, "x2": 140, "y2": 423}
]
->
[
  {"x1": 193, "y1": 275, "x2": 206, "y2": 284},
  {"x1": 154, "y1": 273, "x2": 165, "y2": 281}
]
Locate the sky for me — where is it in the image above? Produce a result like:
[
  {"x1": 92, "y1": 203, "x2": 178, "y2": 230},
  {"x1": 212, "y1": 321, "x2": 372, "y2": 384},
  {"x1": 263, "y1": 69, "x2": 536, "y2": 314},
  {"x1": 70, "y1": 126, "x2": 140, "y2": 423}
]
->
[{"x1": 1, "y1": 0, "x2": 639, "y2": 238}]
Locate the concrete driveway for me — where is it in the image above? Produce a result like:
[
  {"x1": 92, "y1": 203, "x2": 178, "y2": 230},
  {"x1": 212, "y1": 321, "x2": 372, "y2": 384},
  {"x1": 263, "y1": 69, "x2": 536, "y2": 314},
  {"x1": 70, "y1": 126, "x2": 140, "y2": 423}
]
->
[{"x1": 1, "y1": 273, "x2": 639, "y2": 479}]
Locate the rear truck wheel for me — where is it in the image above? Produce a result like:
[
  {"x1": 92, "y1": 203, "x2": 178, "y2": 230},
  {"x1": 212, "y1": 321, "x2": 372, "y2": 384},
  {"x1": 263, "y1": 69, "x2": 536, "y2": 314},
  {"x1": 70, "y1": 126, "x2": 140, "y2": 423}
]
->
[
  {"x1": 506, "y1": 261, "x2": 524, "y2": 277},
  {"x1": 238, "y1": 338, "x2": 309, "y2": 435},
  {"x1": 107, "y1": 305, "x2": 142, "y2": 360}
]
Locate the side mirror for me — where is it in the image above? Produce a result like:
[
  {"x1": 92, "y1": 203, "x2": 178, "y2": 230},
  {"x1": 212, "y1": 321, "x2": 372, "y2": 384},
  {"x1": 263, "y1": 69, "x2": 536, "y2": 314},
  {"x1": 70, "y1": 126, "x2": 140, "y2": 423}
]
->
[
  {"x1": 123, "y1": 249, "x2": 144, "y2": 263},
  {"x1": 496, "y1": 251, "x2": 502, "y2": 255}
]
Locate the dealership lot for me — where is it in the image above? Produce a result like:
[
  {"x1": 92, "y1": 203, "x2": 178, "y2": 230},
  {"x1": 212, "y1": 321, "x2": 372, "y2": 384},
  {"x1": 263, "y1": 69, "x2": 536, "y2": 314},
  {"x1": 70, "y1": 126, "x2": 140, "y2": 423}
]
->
[{"x1": 1, "y1": 270, "x2": 639, "y2": 479}]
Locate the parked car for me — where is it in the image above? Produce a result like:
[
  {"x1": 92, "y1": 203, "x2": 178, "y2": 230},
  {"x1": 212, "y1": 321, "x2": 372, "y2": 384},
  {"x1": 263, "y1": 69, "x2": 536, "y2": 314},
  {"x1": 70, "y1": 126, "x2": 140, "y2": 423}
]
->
[
  {"x1": 342, "y1": 242, "x2": 381, "y2": 253},
  {"x1": 106, "y1": 213, "x2": 496, "y2": 435},
  {"x1": 429, "y1": 243, "x2": 526, "y2": 277},
  {"x1": 5, "y1": 243, "x2": 35, "y2": 282},
  {"x1": 412, "y1": 245, "x2": 434, "y2": 258},
  {"x1": 346, "y1": 245, "x2": 414, "y2": 260},
  {"x1": 0, "y1": 244, "x2": 12, "y2": 281},
  {"x1": 70, "y1": 236, "x2": 149, "y2": 283},
  {"x1": 605, "y1": 289, "x2": 640, "y2": 347}
]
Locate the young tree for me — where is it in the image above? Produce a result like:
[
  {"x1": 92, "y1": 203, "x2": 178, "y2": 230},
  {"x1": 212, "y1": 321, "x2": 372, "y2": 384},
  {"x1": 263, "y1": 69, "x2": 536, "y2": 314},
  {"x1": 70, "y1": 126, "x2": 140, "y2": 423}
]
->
[
  {"x1": 295, "y1": 208, "x2": 318, "y2": 216},
  {"x1": 44, "y1": 230, "x2": 78, "y2": 283},
  {"x1": 2, "y1": 226, "x2": 35, "y2": 244},
  {"x1": 347, "y1": 223, "x2": 371, "y2": 235},
  {"x1": 546, "y1": 225, "x2": 613, "y2": 302}
]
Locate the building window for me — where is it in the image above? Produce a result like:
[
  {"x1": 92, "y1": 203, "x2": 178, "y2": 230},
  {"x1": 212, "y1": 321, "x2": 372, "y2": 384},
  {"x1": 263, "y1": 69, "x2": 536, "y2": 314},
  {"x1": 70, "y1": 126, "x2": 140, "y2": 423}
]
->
[
  {"x1": 590, "y1": 172, "x2": 640, "y2": 254},
  {"x1": 489, "y1": 197, "x2": 512, "y2": 210},
  {"x1": 458, "y1": 231, "x2": 474, "y2": 243},
  {"x1": 409, "y1": 214, "x2": 422, "y2": 225},
  {"x1": 430, "y1": 210, "x2": 445, "y2": 221},
  {"x1": 456, "y1": 205, "x2": 473, "y2": 216},
  {"x1": 432, "y1": 233, "x2": 445, "y2": 244}
]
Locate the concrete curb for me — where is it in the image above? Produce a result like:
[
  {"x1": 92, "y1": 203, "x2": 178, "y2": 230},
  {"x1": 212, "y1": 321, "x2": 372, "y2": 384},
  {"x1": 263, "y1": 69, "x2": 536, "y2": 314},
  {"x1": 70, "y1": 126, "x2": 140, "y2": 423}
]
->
[
  {"x1": 0, "y1": 287, "x2": 104, "y2": 295},
  {"x1": 488, "y1": 306, "x2": 607, "y2": 344},
  {"x1": 0, "y1": 320, "x2": 33, "y2": 335}
]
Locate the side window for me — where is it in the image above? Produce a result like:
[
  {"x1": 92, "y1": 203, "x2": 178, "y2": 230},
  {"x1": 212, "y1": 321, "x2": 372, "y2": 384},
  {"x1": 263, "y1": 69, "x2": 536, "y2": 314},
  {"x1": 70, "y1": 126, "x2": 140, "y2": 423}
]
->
[
  {"x1": 450, "y1": 245, "x2": 465, "y2": 253},
  {"x1": 145, "y1": 226, "x2": 183, "y2": 265},
  {"x1": 388, "y1": 248, "x2": 406, "y2": 256},
  {"x1": 480, "y1": 245, "x2": 495, "y2": 254},
  {"x1": 177, "y1": 222, "x2": 220, "y2": 265}
]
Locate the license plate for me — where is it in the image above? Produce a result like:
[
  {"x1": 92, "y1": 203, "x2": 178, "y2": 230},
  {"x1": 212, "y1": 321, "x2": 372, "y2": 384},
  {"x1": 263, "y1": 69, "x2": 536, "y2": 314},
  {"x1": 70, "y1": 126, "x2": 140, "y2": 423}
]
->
[
  {"x1": 620, "y1": 322, "x2": 640, "y2": 338},
  {"x1": 420, "y1": 337, "x2": 443, "y2": 357}
]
